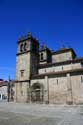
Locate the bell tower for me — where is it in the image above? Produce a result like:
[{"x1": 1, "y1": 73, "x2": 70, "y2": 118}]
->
[{"x1": 15, "y1": 33, "x2": 39, "y2": 102}]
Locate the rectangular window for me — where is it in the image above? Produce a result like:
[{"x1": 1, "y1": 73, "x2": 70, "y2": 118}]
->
[
  {"x1": 62, "y1": 66, "x2": 63, "y2": 70},
  {"x1": 81, "y1": 76, "x2": 83, "y2": 83},
  {"x1": 40, "y1": 53, "x2": 44, "y2": 61},
  {"x1": 57, "y1": 79, "x2": 58, "y2": 85},
  {"x1": 81, "y1": 63, "x2": 83, "y2": 67},
  {"x1": 20, "y1": 70, "x2": 24, "y2": 77}
]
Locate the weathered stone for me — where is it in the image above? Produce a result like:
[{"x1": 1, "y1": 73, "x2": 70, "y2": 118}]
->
[{"x1": 14, "y1": 34, "x2": 83, "y2": 104}]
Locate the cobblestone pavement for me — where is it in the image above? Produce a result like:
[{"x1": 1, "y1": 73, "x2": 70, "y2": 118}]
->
[{"x1": 0, "y1": 102, "x2": 83, "y2": 125}]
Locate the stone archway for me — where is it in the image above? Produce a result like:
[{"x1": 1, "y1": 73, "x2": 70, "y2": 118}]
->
[{"x1": 31, "y1": 83, "x2": 44, "y2": 103}]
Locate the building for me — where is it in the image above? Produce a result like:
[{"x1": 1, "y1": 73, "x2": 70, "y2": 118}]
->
[
  {"x1": 0, "y1": 79, "x2": 8, "y2": 101},
  {"x1": 0, "y1": 79, "x2": 15, "y2": 102},
  {"x1": 15, "y1": 33, "x2": 83, "y2": 104}
]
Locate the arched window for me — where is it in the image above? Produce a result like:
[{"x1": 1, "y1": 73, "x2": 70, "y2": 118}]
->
[
  {"x1": 57, "y1": 79, "x2": 58, "y2": 85},
  {"x1": 20, "y1": 44, "x2": 23, "y2": 52},
  {"x1": 24, "y1": 43, "x2": 27, "y2": 51},
  {"x1": 40, "y1": 53, "x2": 44, "y2": 60},
  {"x1": 81, "y1": 76, "x2": 83, "y2": 83},
  {"x1": 20, "y1": 70, "x2": 24, "y2": 77},
  {"x1": 62, "y1": 66, "x2": 63, "y2": 70}
]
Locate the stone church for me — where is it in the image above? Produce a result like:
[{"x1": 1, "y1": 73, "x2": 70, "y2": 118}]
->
[{"x1": 15, "y1": 33, "x2": 83, "y2": 104}]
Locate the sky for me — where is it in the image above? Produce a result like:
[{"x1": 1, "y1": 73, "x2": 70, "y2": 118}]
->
[{"x1": 0, "y1": 0, "x2": 83, "y2": 80}]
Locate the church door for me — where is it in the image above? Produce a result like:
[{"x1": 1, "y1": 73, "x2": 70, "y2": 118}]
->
[{"x1": 31, "y1": 83, "x2": 43, "y2": 103}]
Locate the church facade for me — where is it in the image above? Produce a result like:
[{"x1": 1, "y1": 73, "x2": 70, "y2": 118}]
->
[{"x1": 15, "y1": 33, "x2": 83, "y2": 104}]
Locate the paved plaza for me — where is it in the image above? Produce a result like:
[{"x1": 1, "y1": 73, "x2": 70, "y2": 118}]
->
[{"x1": 0, "y1": 102, "x2": 83, "y2": 125}]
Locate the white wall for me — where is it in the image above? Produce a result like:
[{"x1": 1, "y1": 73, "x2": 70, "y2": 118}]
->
[{"x1": 0, "y1": 86, "x2": 7, "y2": 101}]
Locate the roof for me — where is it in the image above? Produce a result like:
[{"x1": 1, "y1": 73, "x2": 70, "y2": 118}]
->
[{"x1": 0, "y1": 80, "x2": 8, "y2": 87}]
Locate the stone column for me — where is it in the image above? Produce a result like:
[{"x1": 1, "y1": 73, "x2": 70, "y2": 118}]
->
[
  {"x1": 44, "y1": 76, "x2": 49, "y2": 103},
  {"x1": 66, "y1": 73, "x2": 73, "y2": 104}
]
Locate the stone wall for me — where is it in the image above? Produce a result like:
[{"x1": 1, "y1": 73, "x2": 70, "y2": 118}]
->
[
  {"x1": 38, "y1": 63, "x2": 81, "y2": 74},
  {"x1": 52, "y1": 51, "x2": 73, "y2": 63},
  {"x1": 48, "y1": 77, "x2": 67, "y2": 104},
  {"x1": 16, "y1": 53, "x2": 31, "y2": 80},
  {"x1": 71, "y1": 75, "x2": 83, "y2": 104},
  {"x1": 31, "y1": 76, "x2": 68, "y2": 104},
  {"x1": 15, "y1": 82, "x2": 29, "y2": 103},
  {"x1": 31, "y1": 74, "x2": 83, "y2": 104},
  {"x1": 31, "y1": 78, "x2": 49, "y2": 103}
]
